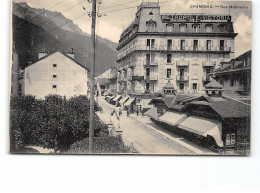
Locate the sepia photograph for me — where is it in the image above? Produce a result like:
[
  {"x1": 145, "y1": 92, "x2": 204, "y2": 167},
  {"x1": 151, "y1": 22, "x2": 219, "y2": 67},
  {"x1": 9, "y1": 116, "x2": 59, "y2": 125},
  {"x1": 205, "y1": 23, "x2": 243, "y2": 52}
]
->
[{"x1": 10, "y1": 0, "x2": 252, "y2": 155}]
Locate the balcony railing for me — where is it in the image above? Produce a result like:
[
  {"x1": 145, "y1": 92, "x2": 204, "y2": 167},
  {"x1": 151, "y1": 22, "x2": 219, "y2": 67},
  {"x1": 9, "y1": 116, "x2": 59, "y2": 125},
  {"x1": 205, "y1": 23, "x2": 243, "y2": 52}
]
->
[
  {"x1": 143, "y1": 59, "x2": 158, "y2": 66},
  {"x1": 176, "y1": 76, "x2": 189, "y2": 81},
  {"x1": 176, "y1": 60, "x2": 190, "y2": 67},
  {"x1": 202, "y1": 61, "x2": 216, "y2": 67}
]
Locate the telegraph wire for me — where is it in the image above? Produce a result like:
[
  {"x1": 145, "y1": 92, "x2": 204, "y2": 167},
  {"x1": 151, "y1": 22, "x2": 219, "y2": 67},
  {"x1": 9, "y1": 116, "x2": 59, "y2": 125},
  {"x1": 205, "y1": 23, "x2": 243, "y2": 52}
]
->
[
  {"x1": 99, "y1": 0, "x2": 139, "y2": 11},
  {"x1": 37, "y1": 0, "x2": 86, "y2": 27},
  {"x1": 31, "y1": 0, "x2": 67, "y2": 20}
]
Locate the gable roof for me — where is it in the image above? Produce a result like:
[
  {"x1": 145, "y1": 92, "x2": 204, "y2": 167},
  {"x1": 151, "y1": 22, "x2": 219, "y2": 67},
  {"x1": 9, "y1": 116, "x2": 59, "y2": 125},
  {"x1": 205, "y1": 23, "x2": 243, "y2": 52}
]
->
[{"x1": 25, "y1": 50, "x2": 89, "y2": 71}]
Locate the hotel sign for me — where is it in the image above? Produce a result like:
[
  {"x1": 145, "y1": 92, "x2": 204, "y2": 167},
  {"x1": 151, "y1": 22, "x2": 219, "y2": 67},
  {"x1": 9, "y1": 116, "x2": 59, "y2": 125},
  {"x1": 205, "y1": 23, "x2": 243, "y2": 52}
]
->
[{"x1": 161, "y1": 15, "x2": 231, "y2": 22}]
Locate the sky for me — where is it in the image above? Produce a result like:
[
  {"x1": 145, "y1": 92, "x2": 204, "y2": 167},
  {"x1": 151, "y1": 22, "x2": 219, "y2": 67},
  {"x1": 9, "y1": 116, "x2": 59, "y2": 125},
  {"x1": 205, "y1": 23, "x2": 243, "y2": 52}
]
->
[{"x1": 13, "y1": 0, "x2": 252, "y2": 57}]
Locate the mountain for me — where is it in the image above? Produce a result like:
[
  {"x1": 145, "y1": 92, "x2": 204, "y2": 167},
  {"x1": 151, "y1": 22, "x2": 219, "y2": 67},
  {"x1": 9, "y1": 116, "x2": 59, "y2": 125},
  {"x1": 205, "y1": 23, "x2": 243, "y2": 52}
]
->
[{"x1": 12, "y1": 2, "x2": 118, "y2": 76}]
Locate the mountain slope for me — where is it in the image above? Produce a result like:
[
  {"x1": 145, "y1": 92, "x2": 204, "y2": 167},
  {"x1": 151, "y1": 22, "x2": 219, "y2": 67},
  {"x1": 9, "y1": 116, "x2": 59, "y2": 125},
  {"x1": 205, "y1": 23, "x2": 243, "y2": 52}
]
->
[{"x1": 12, "y1": 2, "x2": 118, "y2": 75}]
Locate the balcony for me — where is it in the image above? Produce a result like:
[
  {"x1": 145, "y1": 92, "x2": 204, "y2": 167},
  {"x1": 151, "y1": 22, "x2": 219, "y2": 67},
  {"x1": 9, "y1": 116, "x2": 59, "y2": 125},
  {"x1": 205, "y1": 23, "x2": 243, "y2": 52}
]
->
[
  {"x1": 145, "y1": 75, "x2": 158, "y2": 81},
  {"x1": 131, "y1": 76, "x2": 144, "y2": 81},
  {"x1": 143, "y1": 59, "x2": 158, "y2": 66},
  {"x1": 176, "y1": 76, "x2": 189, "y2": 82},
  {"x1": 202, "y1": 76, "x2": 212, "y2": 82},
  {"x1": 202, "y1": 61, "x2": 216, "y2": 67},
  {"x1": 176, "y1": 60, "x2": 190, "y2": 67}
]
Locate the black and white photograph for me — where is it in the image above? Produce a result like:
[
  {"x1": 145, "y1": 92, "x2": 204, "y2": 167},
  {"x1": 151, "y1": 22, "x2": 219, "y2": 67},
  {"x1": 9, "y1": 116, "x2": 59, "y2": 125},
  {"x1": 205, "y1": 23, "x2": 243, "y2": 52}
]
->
[{"x1": 9, "y1": 0, "x2": 252, "y2": 155}]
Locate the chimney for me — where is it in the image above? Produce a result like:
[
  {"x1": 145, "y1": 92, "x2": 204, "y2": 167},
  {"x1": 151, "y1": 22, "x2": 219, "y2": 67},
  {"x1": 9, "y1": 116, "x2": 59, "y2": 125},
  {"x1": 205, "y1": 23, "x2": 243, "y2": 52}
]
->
[{"x1": 66, "y1": 48, "x2": 75, "y2": 59}]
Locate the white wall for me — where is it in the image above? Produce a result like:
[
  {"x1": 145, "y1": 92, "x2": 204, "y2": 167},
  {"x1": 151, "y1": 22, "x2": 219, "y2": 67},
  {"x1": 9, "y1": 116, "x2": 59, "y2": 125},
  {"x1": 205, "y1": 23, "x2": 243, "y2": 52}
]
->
[{"x1": 24, "y1": 52, "x2": 88, "y2": 99}]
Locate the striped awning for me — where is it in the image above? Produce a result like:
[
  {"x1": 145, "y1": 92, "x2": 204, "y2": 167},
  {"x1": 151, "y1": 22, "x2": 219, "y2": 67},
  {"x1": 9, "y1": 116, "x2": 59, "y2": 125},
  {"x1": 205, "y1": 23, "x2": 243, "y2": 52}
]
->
[
  {"x1": 158, "y1": 111, "x2": 187, "y2": 126},
  {"x1": 113, "y1": 95, "x2": 121, "y2": 102},
  {"x1": 144, "y1": 107, "x2": 159, "y2": 120},
  {"x1": 124, "y1": 98, "x2": 135, "y2": 106},
  {"x1": 178, "y1": 116, "x2": 223, "y2": 147},
  {"x1": 119, "y1": 96, "x2": 129, "y2": 105}
]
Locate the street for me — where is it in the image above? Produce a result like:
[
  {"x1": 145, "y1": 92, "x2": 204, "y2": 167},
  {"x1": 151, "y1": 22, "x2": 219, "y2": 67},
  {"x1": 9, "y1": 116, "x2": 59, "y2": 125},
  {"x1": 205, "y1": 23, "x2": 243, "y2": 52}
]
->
[{"x1": 96, "y1": 96, "x2": 216, "y2": 155}]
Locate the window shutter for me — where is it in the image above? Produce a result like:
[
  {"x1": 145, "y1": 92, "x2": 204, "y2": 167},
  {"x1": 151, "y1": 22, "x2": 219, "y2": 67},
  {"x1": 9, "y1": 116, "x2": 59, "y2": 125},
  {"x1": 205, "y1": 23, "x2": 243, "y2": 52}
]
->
[
  {"x1": 172, "y1": 39, "x2": 175, "y2": 47},
  {"x1": 198, "y1": 40, "x2": 201, "y2": 47},
  {"x1": 204, "y1": 40, "x2": 206, "y2": 50},
  {"x1": 211, "y1": 40, "x2": 214, "y2": 47},
  {"x1": 198, "y1": 83, "x2": 200, "y2": 90}
]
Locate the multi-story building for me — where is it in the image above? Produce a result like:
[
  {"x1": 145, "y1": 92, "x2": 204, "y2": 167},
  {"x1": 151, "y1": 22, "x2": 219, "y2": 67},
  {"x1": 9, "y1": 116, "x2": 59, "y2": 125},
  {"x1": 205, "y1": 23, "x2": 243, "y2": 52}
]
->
[
  {"x1": 95, "y1": 67, "x2": 117, "y2": 96},
  {"x1": 210, "y1": 50, "x2": 251, "y2": 98},
  {"x1": 116, "y1": 2, "x2": 237, "y2": 107},
  {"x1": 23, "y1": 50, "x2": 89, "y2": 99}
]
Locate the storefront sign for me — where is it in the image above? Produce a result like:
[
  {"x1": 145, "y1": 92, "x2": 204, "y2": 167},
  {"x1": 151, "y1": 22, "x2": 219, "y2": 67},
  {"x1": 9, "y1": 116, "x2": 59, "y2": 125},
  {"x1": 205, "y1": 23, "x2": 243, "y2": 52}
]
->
[{"x1": 161, "y1": 15, "x2": 231, "y2": 22}]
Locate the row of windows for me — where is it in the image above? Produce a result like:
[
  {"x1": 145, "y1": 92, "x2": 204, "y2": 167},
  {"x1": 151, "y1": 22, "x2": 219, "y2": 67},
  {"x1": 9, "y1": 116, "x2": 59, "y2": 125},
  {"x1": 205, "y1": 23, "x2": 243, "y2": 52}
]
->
[{"x1": 147, "y1": 22, "x2": 227, "y2": 33}]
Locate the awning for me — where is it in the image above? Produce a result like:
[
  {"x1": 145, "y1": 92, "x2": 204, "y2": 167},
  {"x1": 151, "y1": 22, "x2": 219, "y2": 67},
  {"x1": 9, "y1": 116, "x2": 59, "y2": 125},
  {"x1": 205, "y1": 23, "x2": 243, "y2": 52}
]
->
[
  {"x1": 124, "y1": 98, "x2": 135, "y2": 106},
  {"x1": 158, "y1": 111, "x2": 187, "y2": 126},
  {"x1": 144, "y1": 107, "x2": 159, "y2": 120},
  {"x1": 139, "y1": 99, "x2": 153, "y2": 108},
  {"x1": 178, "y1": 116, "x2": 223, "y2": 147},
  {"x1": 113, "y1": 95, "x2": 121, "y2": 102},
  {"x1": 119, "y1": 96, "x2": 129, "y2": 105}
]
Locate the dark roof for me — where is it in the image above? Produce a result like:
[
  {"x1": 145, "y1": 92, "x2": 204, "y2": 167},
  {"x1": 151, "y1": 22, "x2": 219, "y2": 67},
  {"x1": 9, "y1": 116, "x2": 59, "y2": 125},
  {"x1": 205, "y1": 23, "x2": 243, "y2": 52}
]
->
[
  {"x1": 185, "y1": 95, "x2": 250, "y2": 118},
  {"x1": 204, "y1": 79, "x2": 223, "y2": 89},
  {"x1": 25, "y1": 50, "x2": 89, "y2": 71}
]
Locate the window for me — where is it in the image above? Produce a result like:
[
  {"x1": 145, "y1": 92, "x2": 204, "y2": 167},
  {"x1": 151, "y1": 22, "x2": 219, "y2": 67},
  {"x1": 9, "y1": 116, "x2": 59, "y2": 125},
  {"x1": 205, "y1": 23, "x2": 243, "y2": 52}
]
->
[
  {"x1": 167, "y1": 54, "x2": 172, "y2": 63},
  {"x1": 193, "y1": 24, "x2": 200, "y2": 32},
  {"x1": 167, "y1": 39, "x2": 172, "y2": 50},
  {"x1": 146, "y1": 21, "x2": 157, "y2": 32},
  {"x1": 166, "y1": 68, "x2": 172, "y2": 78},
  {"x1": 53, "y1": 64, "x2": 57, "y2": 67},
  {"x1": 166, "y1": 24, "x2": 173, "y2": 32},
  {"x1": 180, "y1": 40, "x2": 185, "y2": 50},
  {"x1": 179, "y1": 83, "x2": 184, "y2": 92},
  {"x1": 53, "y1": 75, "x2": 57, "y2": 78},
  {"x1": 146, "y1": 83, "x2": 150, "y2": 91},
  {"x1": 231, "y1": 133, "x2": 236, "y2": 145},
  {"x1": 193, "y1": 40, "x2": 198, "y2": 51},
  {"x1": 226, "y1": 133, "x2": 236, "y2": 146},
  {"x1": 230, "y1": 79, "x2": 235, "y2": 86},
  {"x1": 193, "y1": 83, "x2": 197, "y2": 93},
  {"x1": 146, "y1": 39, "x2": 155, "y2": 49},
  {"x1": 220, "y1": 40, "x2": 225, "y2": 51},
  {"x1": 179, "y1": 24, "x2": 186, "y2": 32},
  {"x1": 205, "y1": 24, "x2": 213, "y2": 32},
  {"x1": 53, "y1": 85, "x2": 57, "y2": 89},
  {"x1": 207, "y1": 40, "x2": 211, "y2": 50}
]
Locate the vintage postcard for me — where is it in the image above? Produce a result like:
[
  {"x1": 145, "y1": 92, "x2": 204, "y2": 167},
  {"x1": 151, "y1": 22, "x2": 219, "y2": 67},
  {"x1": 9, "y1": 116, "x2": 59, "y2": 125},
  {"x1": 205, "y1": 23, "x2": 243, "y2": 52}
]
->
[{"x1": 10, "y1": 0, "x2": 252, "y2": 155}]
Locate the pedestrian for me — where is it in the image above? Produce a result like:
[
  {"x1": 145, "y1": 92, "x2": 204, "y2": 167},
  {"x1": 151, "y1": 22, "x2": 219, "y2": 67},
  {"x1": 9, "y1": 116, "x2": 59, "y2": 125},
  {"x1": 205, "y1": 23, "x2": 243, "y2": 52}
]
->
[
  {"x1": 119, "y1": 108, "x2": 122, "y2": 116},
  {"x1": 127, "y1": 107, "x2": 129, "y2": 117},
  {"x1": 136, "y1": 108, "x2": 139, "y2": 117}
]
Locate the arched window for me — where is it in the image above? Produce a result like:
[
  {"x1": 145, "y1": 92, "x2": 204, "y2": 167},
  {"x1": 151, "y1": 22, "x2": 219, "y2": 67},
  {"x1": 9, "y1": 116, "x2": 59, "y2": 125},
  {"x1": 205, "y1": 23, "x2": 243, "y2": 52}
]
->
[
  {"x1": 146, "y1": 20, "x2": 157, "y2": 32},
  {"x1": 192, "y1": 24, "x2": 200, "y2": 32},
  {"x1": 205, "y1": 24, "x2": 213, "y2": 32},
  {"x1": 179, "y1": 23, "x2": 187, "y2": 32},
  {"x1": 166, "y1": 24, "x2": 174, "y2": 32}
]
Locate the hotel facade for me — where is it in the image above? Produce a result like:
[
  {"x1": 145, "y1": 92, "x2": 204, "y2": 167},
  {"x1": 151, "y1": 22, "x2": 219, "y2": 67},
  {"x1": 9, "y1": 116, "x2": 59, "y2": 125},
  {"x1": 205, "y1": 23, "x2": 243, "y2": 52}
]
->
[{"x1": 116, "y1": 2, "x2": 237, "y2": 102}]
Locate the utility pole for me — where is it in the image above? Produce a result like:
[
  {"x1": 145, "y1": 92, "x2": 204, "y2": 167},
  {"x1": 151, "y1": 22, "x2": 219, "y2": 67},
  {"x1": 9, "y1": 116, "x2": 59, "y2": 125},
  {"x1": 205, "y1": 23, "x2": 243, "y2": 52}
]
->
[{"x1": 89, "y1": 0, "x2": 97, "y2": 153}]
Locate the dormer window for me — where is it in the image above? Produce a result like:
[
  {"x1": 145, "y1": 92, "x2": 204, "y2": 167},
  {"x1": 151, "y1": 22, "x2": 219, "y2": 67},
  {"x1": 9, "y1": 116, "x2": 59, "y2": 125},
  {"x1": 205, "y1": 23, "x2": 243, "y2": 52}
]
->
[
  {"x1": 218, "y1": 23, "x2": 226, "y2": 32},
  {"x1": 179, "y1": 24, "x2": 187, "y2": 32},
  {"x1": 146, "y1": 20, "x2": 157, "y2": 32},
  {"x1": 205, "y1": 24, "x2": 213, "y2": 32},
  {"x1": 192, "y1": 24, "x2": 200, "y2": 32},
  {"x1": 166, "y1": 24, "x2": 174, "y2": 32}
]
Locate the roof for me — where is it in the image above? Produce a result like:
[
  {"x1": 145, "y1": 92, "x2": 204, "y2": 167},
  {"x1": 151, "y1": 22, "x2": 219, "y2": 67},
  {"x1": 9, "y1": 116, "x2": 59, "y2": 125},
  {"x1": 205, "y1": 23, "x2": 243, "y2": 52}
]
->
[
  {"x1": 204, "y1": 79, "x2": 223, "y2": 89},
  {"x1": 184, "y1": 95, "x2": 251, "y2": 119},
  {"x1": 25, "y1": 50, "x2": 89, "y2": 71}
]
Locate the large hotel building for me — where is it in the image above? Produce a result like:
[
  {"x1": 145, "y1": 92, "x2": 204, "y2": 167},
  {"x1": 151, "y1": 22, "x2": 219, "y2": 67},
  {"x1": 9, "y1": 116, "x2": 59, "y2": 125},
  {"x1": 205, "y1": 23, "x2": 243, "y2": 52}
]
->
[{"x1": 116, "y1": 2, "x2": 237, "y2": 107}]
